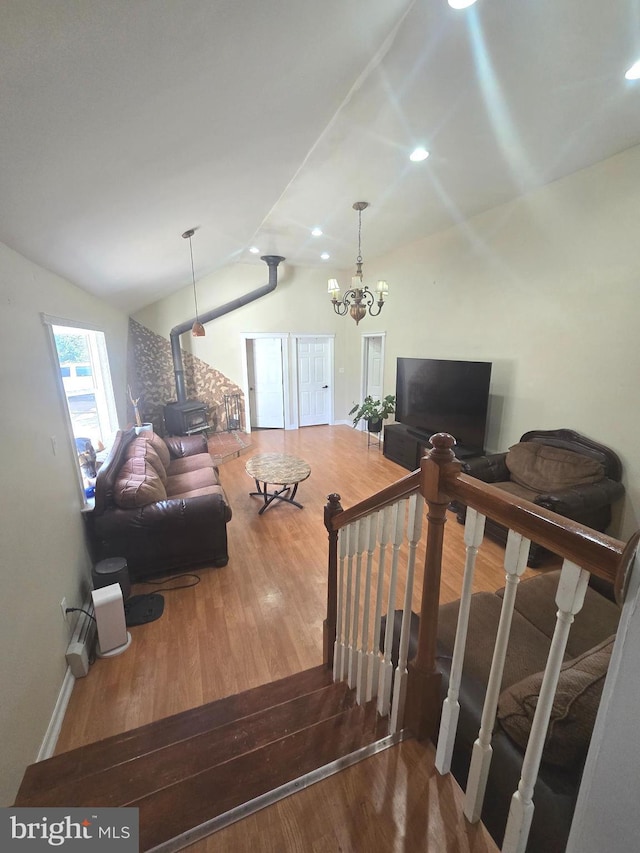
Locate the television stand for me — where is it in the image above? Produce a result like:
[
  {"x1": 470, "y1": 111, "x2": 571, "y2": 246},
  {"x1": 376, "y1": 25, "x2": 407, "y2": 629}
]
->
[
  {"x1": 383, "y1": 423, "x2": 483, "y2": 471},
  {"x1": 453, "y1": 446, "x2": 481, "y2": 460}
]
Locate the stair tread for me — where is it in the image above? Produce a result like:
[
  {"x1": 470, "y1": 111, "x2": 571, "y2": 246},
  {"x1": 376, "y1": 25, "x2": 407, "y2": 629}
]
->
[
  {"x1": 18, "y1": 679, "x2": 357, "y2": 808},
  {"x1": 137, "y1": 701, "x2": 385, "y2": 851},
  {"x1": 17, "y1": 667, "x2": 391, "y2": 853},
  {"x1": 17, "y1": 665, "x2": 334, "y2": 799}
]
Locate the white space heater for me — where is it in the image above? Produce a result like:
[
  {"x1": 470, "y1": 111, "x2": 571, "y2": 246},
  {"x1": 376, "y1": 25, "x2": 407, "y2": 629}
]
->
[{"x1": 91, "y1": 583, "x2": 132, "y2": 658}]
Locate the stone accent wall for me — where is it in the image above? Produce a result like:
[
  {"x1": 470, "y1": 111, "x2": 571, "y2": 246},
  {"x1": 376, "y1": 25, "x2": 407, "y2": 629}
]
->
[{"x1": 127, "y1": 318, "x2": 245, "y2": 435}]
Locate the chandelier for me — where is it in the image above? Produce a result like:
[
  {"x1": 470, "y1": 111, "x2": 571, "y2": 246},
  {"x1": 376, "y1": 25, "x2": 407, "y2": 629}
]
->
[
  {"x1": 328, "y1": 201, "x2": 388, "y2": 325},
  {"x1": 182, "y1": 228, "x2": 205, "y2": 337}
]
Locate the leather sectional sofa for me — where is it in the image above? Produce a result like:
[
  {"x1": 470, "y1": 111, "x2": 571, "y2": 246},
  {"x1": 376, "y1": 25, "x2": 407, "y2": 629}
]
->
[
  {"x1": 385, "y1": 569, "x2": 620, "y2": 852},
  {"x1": 84, "y1": 427, "x2": 232, "y2": 581}
]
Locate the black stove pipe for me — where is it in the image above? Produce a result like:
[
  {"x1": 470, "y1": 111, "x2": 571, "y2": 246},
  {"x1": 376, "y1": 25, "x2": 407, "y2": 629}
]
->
[{"x1": 169, "y1": 254, "x2": 285, "y2": 403}]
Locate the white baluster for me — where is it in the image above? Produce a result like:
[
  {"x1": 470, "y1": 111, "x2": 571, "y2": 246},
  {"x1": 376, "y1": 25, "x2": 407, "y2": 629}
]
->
[
  {"x1": 333, "y1": 527, "x2": 349, "y2": 682},
  {"x1": 390, "y1": 493, "x2": 425, "y2": 733},
  {"x1": 436, "y1": 508, "x2": 486, "y2": 773},
  {"x1": 502, "y1": 561, "x2": 590, "y2": 853},
  {"x1": 343, "y1": 523, "x2": 358, "y2": 687},
  {"x1": 368, "y1": 506, "x2": 392, "y2": 702},
  {"x1": 356, "y1": 514, "x2": 377, "y2": 704},
  {"x1": 377, "y1": 499, "x2": 407, "y2": 716},
  {"x1": 348, "y1": 519, "x2": 366, "y2": 689},
  {"x1": 464, "y1": 528, "x2": 530, "y2": 823}
]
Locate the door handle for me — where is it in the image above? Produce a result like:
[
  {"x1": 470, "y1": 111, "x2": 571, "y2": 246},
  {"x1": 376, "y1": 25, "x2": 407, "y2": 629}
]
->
[{"x1": 322, "y1": 385, "x2": 329, "y2": 389}]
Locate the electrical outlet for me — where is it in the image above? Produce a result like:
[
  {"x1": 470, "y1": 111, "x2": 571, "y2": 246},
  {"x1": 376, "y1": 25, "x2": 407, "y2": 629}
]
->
[{"x1": 60, "y1": 597, "x2": 68, "y2": 622}]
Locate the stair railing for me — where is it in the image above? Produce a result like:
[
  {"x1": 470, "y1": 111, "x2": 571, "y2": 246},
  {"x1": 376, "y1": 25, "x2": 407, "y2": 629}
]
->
[
  {"x1": 324, "y1": 470, "x2": 423, "y2": 729},
  {"x1": 325, "y1": 431, "x2": 637, "y2": 853}
]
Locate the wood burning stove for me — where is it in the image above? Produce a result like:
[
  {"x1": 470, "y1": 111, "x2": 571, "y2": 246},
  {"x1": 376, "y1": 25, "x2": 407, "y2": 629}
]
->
[{"x1": 164, "y1": 401, "x2": 209, "y2": 436}]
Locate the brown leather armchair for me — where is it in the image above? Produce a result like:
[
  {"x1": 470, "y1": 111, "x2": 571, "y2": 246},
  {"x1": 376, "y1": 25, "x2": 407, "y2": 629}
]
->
[{"x1": 455, "y1": 428, "x2": 624, "y2": 567}]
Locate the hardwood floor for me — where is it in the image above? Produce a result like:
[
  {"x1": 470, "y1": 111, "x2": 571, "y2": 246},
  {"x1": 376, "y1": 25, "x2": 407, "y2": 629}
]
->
[
  {"x1": 194, "y1": 739, "x2": 497, "y2": 853},
  {"x1": 56, "y1": 425, "x2": 531, "y2": 754}
]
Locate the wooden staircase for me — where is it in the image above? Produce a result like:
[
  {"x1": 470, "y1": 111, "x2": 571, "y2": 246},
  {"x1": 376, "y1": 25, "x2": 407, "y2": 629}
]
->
[{"x1": 15, "y1": 666, "x2": 390, "y2": 851}]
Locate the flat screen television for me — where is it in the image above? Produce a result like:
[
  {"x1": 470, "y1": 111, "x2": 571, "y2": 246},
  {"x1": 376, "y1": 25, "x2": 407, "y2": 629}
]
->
[{"x1": 395, "y1": 357, "x2": 492, "y2": 454}]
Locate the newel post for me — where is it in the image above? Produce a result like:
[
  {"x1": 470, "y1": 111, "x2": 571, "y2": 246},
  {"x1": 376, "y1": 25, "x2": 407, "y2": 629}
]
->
[
  {"x1": 404, "y1": 433, "x2": 461, "y2": 739},
  {"x1": 324, "y1": 493, "x2": 343, "y2": 668}
]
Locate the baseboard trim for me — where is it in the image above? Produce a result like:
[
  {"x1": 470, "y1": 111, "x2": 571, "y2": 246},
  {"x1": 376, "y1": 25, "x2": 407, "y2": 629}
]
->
[
  {"x1": 36, "y1": 666, "x2": 75, "y2": 762},
  {"x1": 148, "y1": 729, "x2": 408, "y2": 853}
]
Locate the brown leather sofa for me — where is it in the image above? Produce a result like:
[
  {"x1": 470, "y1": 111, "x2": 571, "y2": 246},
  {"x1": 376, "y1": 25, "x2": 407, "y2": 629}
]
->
[
  {"x1": 84, "y1": 427, "x2": 232, "y2": 581},
  {"x1": 455, "y1": 428, "x2": 625, "y2": 566}
]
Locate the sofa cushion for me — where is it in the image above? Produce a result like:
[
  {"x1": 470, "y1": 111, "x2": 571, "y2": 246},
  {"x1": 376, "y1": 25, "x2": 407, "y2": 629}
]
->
[
  {"x1": 167, "y1": 485, "x2": 228, "y2": 500},
  {"x1": 113, "y1": 457, "x2": 167, "y2": 508},
  {"x1": 437, "y1": 593, "x2": 557, "y2": 689},
  {"x1": 495, "y1": 570, "x2": 620, "y2": 659},
  {"x1": 167, "y1": 453, "x2": 216, "y2": 477},
  {"x1": 497, "y1": 634, "x2": 614, "y2": 767},
  {"x1": 493, "y1": 480, "x2": 540, "y2": 503},
  {"x1": 165, "y1": 466, "x2": 220, "y2": 497},
  {"x1": 139, "y1": 430, "x2": 171, "y2": 470},
  {"x1": 125, "y1": 436, "x2": 168, "y2": 483},
  {"x1": 506, "y1": 442, "x2": 605, "y2": 493}
]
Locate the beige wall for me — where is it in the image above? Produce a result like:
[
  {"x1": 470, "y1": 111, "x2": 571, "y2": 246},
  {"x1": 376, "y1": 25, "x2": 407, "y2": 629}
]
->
[
  {"x1": 0, "y1": 243, "x2": 129, "y2": 805},
  {"x1": 136, "y1": 145, "x2": 640, "y2": 541}
]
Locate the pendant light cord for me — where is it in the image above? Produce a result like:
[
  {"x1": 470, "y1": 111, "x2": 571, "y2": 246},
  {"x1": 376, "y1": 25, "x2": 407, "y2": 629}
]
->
[{"x1": 189, "y1": 235, "x2": 200, "y2": 322}]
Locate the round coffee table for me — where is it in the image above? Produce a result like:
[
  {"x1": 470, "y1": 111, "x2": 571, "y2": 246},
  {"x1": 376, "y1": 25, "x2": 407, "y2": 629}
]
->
[{"x1": 245, "y1": 452, "x2": 311, "y2": 514}]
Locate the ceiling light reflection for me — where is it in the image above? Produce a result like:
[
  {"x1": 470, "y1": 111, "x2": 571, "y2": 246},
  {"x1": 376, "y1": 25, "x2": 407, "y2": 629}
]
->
[
  {"x1": 410, "y1": 147, "x2": 430, "y2": 162},
  {"x1": 625, "y1": 59, "x2": 640, "y2": 80}
]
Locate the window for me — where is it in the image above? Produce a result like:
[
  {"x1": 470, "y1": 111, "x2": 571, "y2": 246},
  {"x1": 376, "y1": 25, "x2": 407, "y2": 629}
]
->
[{"x1": 43, "y1": 315, "x2": 119, "y2": 502}]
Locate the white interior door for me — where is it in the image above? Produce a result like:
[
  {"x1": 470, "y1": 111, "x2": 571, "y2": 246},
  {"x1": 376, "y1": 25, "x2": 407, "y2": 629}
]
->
[
  {"x1": 249, "y1": 337, "x2": 285, "y2": 428},
  {"x1": 365, "y1": 335, "x2": 384, "y2": 401},
  {"x1": 297, "y1": 337, "x2": 331, "y2": 426}
]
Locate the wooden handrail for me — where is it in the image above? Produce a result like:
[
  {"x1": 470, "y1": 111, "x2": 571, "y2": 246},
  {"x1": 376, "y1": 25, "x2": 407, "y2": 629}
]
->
[
  {"x1": 448, "y1": 473, "x2": 625, "y2": 581},
  {"x1": 326, "y1": 469, "x2": 421, "y2": 532}
]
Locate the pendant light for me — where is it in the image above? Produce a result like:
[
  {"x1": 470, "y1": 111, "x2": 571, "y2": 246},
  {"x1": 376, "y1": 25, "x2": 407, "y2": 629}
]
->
[{"x1": 182, "y1": 228, "x2": 205, "y2": 337}]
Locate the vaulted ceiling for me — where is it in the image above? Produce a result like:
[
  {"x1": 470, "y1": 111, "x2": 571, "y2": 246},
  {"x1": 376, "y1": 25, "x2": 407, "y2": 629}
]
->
[{"x1": 2, "y1": 1, "x2": 640, "y2": 312}]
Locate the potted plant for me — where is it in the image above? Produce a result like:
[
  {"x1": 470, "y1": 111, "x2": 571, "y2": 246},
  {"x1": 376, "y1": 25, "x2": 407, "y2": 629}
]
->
[{"x1": 349, "y1": 394, "x2": 396, "y2": 432}]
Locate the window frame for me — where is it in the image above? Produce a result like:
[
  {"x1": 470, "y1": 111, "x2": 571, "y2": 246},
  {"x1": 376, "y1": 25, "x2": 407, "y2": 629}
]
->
[{"x1": 42, "y1": 313, "x2": 119, "y2": 507}]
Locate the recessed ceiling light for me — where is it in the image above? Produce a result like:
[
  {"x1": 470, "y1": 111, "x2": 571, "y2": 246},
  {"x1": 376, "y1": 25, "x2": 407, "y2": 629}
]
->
[
  {"x1": 625, "y1": 59, "x2": 640, "y2": 80},
  {"x1": 249, "y1": 246, "x2": 260, "y2": 254},
  {"x1": 448, "y1": 0, "x2": 478, "y2": 8},
  {"x1": 320, "y1": 252, "x2": 330, "y2": 260},
  {"x1": 311, "y1": 227, "x2": 323, "y2": 237},
  {"x1": 410, "y1": 147, "x2": 430, "y2": 162}
]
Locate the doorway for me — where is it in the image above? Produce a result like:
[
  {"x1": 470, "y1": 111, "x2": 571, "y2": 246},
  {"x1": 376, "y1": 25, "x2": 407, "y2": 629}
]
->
[
  {"x1": 246, "y1": 337, "x2": 285, "y2": 429},
  {"x1": 360, "y1": 333, "x2": 386, "y2": 429},
  {"x1": 297, "y1": 336, "x2": 332, "y2": 427},
  {"x1": 242, "y1": 334, "x2": 334, "y2": 430}
]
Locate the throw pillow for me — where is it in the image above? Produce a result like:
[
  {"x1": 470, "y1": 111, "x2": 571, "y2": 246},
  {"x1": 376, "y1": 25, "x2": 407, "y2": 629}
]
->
[
  {"x1": 113, "y1": 457, "x2": 167, "y2": 508},
  {"x1": 506, "y1": 442, "x2": 605, "y2": 493},
  {"x1": 125, "y1": 436, "x2": 168, "y2": 483},
  {"x1": 497, "y1": 634, "x2": 614, "y2": 767}
]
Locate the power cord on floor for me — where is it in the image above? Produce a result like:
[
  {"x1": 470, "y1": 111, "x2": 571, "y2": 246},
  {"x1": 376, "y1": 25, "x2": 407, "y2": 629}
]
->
[{"x1": 136, "y1": 572, "x2": 201, "y2": 594}]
